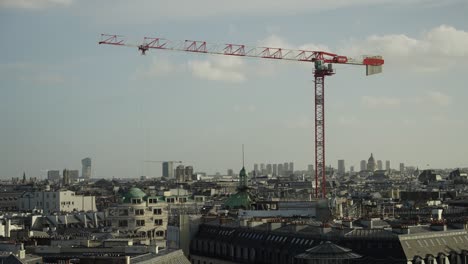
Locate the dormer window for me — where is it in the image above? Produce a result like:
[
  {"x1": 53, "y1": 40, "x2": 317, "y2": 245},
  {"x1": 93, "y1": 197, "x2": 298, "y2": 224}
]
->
[{"x1": 132, "y1": 198, "x2": 142, "y2": 204}]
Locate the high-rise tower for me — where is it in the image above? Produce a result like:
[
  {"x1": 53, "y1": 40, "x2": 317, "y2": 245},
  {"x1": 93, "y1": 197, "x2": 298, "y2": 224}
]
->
[
  {"x1": 377, "y1": 160, "x2": 383, "y2": 170},
  {"x1": 338, "y1": 160, "x2": 345, "y2": 175},
  {"x1": 81, "y1": 157, "x2": 92, "y2": 180},
  {"x1": 360, "y1": 160, "x2": 367, "y2": 171},
  {"x1": 162, "y1": 162, "x2": 174, "y2": 178}
]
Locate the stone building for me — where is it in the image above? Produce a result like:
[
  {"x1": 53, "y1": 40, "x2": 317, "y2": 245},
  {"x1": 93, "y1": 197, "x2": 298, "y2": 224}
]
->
[
  {"x1": 17, "y1": 190, "x2": 96, "y2": 214},
  {"x1": 106, "y1": 187, "x2": 168, "y2": 247}
]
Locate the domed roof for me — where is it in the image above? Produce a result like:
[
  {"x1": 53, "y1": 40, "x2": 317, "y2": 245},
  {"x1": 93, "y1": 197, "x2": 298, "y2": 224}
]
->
[
  {"x1": 368, "y1": 153, "x2": 375, "y2": 163},
  {"x1": 122, "y1": 187, "x2": 147, "y2": 203}
]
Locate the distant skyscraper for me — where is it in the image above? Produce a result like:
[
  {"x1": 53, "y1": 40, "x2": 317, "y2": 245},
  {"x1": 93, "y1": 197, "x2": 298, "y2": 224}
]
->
[
  {"x1": 367, "y1": 153, "x2": 376, "y2": 172},
  {"x1": 62, "y1": 169, "x2": 71, "y2": 185},
  {"x1": 266, "y1": 164, "x2": 272, "y2": 175},
  {"x1": 175, "y1": 165, "x2": 185, "y2": 182},
  {"x1": 254, "y1": 164, "x2": 259, "y2": 173},
  {"x1": 272, "y1": 164, "x2": 277, "y2": 176},
  {"x1": 360, "y1": 160, "x2": 367, "y2": 171},
  {"x1": 227, "y1": 169, "x2": 233, "y2": 176},
  {"x1": 278, "y1": 164, "x2": 283, "y2": 176},
  {"x1": 81, "y1": 157, "x2": 92, "y2": 180},
  {"x1": 308, "y1": 164, "x2": 314, "y2": 175},
  {"x1": 337, "y1": 160, "x2": 345, "y2": 175},
  {"x1": 66, "y1": 170, "x2": 78, "y2": 183},
  {"x1": 289, "y1": 162, "x2": 294, "y2": 173},
  {"x1": 350, "y1": 166, "x2": 354, "y2": 173},
  {"x1": 377, "y1": 160, "x2": 383, "y2": 170},
  {"x1": 184, "y1": 166, "x2": 194, "y2": 181},
  {"x1": 400, "y1": 163, "x2": 405, "y2": 174},
  {"x1": 162, "y1": 162, "x2": 174, "y2": 178},
  {"x1": 47, "y1": 170, "x2": 60, "y2": 183},
  {"x1": 283, "y1": 163, "x2": 289, "y2": 173},
  {"x1": 260, "y1": 163, "x2": 265, "y2": 174},
  {"x1": 385, "y1": 160, "x2": 390, "y2": 171}
]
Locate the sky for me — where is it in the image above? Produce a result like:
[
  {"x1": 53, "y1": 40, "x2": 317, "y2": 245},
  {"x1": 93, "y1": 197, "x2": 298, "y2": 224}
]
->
[{"x1": 1, "y1": 0, "x2": 467, "y2": 179}]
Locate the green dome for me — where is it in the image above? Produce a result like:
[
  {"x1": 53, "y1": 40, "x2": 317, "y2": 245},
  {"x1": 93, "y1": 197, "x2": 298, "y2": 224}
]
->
[
  {"x1": 224, "y1": 191, "x2": 252, "y2": 210},
  {"x1": 122, "y1": 187, "x2": 147, "y2": 203}
]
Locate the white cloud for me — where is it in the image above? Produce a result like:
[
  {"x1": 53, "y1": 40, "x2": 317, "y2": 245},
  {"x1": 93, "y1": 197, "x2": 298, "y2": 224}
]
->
[
  {"x1": 0, "y1": 0, "x2": 72, "y2": 9},
  {"x1": 134, "y1": 58, "x2": 176, "y2": 79},
  {"x1": 128, "y1": 25, "x2": 467, "y2": 82},
  {"x1": 341, "y1": 25, "x2": 468, "y2": 72},
  {"x1": 361, "y1": 96, "x2": 401, "y2": 109},
  {"x1": 427, "y1": 91, "x2": 451, "y2": 106},
  {"x1": 188, "y1": 56, "x2": 246, "y2": 83},
  {"x1": 362, "y1": 91, "x2": 451, "y2": 109}
]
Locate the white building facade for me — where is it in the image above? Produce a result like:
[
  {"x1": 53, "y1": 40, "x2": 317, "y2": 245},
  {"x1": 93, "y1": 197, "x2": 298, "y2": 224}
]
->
[{"x1": 17, "y1": 190, "x2": 96, "y2": 213}]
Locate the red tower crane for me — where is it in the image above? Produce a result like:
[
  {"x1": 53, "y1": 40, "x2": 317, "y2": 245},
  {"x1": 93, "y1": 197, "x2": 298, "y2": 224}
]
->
[{"x1": 99, "y1": 34, "x2": 384, "y2": 199}]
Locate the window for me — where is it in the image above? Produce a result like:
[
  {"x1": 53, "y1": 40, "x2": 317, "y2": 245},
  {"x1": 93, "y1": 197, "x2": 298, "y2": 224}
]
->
[
  {"x1": 135, "y1": 209, "x2": 145, "y2": 215},
  {"x1": 155, "y1": 219, "x2": 163, "y2": 225},
  {"x1": 153, "y1": 208, "x2": 162, "y2": 215},
  {"x1": 156, "y1": 230, "x2": 164, "y2": 237},
  {"x1": 136, "y1": 220, "x2": 145, "y2": 226},
  {"x1": 119, "y1": 220, "x2": 128, "y2": 227},
  {"x1": 132, "y1": 198, "x2": 142, "y2": 204},
  {"x1": 148, "y1": 198, "x2": 158, "y2": 204},
  {"x1": 119, "y1": 209, "x2": 129, "y2": 216},
  {"x1": 166, "y1": 198, "x2": 175, "y2": 203}
]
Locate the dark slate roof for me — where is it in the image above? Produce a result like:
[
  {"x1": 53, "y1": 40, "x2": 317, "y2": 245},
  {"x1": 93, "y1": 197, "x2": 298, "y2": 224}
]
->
[
  {"x1": 295, "y1": 241, "x2": 362, "y2": 260},
  {"x1": 344, "y1": 228, "x2": 396, "y2": 239},
  {"x1": 398, "y1": 230, "x2": 468, "y2": 259}
]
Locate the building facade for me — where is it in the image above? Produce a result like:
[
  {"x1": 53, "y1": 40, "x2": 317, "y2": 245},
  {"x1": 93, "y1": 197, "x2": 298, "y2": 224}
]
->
[
  {"x1": 338, "y1": 160, "x2": 345, "y2": 175},
  {"x1": 47, "y1": 170, "x2": 60, "y2": 183},
  {"x1": 360, "y1": 160, "x2": 367, "y2": 172},
  {"x1": 162, "y1": 162, "x2": 174, "y2": 179},
  {"x1": 18, "y1": 190, "x2": 96, "y2": 213},
  {"x1": 106, "y1": 187, "x2": 168, "y2": 247},
  {"x1": 81, "y1": 157, "x2": 92, "y2": 180}
]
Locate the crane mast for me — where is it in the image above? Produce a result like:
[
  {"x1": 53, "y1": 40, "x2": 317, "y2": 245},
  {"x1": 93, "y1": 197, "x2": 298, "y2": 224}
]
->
[{"x1": 99, "y1": 34, "x2": 384, "y2": 199}]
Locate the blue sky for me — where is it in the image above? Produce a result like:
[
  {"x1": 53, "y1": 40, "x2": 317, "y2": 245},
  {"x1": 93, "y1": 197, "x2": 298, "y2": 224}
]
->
[{"x1": 1, "y1": 0, "x2": 467, "y2": 179}]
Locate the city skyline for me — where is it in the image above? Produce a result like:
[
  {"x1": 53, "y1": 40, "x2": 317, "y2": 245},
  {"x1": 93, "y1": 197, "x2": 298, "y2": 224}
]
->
[{"x1": 1, "y1": 1, "x2": 467, "y2": 178}]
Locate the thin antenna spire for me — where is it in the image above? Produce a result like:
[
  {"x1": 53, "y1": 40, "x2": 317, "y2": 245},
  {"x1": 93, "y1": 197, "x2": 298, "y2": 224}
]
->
[{"x1": 242, "y1": 144, "x2": 245, "y2": 168}]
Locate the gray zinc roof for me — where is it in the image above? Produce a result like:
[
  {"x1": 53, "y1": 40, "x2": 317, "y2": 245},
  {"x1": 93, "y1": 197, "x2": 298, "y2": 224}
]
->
[{"x1": 398, "y1": 230, "x2": 468, "y2": 259}]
